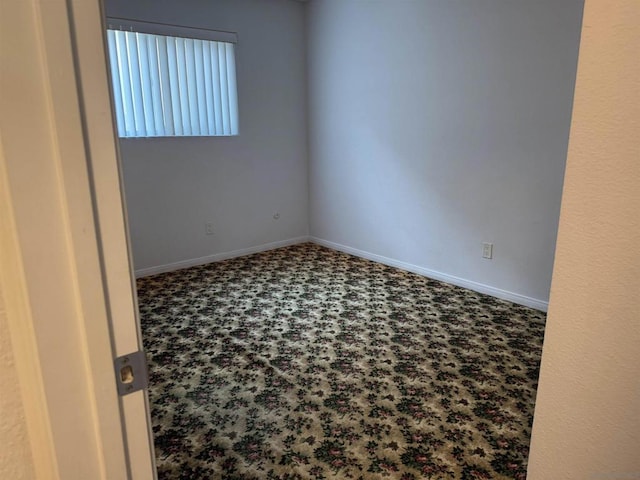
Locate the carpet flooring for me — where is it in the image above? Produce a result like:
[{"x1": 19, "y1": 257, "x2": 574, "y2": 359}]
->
[{"x1": 137, "y1": 243, "x2": 546, "y2": 480}]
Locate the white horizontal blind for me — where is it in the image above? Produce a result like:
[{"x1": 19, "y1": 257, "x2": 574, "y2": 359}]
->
[{"x1": 106, "y1": 28, "x2": 238, "y2": 137}]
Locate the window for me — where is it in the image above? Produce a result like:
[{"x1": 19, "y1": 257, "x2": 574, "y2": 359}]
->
[{"x1": 106, "y1": 18, "x2": 239, "y2": 138}]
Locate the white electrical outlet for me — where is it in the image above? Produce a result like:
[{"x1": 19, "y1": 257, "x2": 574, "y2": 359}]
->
[
  {"x1": 205, "y1": 222, "x2": 214, "y2": 235},
  {"x1": 482, "y1": 242, "x2": 493, "y2": 259}
]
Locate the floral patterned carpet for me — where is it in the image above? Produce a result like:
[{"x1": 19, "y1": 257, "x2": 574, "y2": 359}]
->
[{"x1": 137, "y1": 243, "x2": 546, "y2": 480}]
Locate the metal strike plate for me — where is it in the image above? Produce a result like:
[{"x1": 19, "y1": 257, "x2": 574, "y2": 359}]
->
[{"x1": 114, "y1": 350, "x2": 149, "y2": 396}]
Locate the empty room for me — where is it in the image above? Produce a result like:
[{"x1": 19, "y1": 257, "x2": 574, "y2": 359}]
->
[
  {"x1": 4, "y1": 0, "x2": 640, "y2": 479},
  {"x1": 104, "y1": 0, "x2": 583, "y2": 478}
]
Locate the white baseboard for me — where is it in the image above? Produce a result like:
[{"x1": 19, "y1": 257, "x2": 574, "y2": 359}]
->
[
  {"x1": 309, "y1": 237, "x2": 548, "y2": 312},
  {"x1": 134, "y1": 236, "x2": 311, "y2": 278},
  {"x1": 135, "y1": 235, "x2": 548, "y2": 312}
]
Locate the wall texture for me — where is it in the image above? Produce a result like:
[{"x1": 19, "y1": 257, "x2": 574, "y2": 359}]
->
[
  {"x1": 307, "y1": 0, "x2": 584, "y2": 307},
  {"x1": 105, "y1": 0, "x2": 309, "y2": 273},
  {"x1": 0, "y1": 291, "x2": 35, "y2": 480},
  {"x1": 528, "y1": 0, "x2": 640, "y2": 477}
]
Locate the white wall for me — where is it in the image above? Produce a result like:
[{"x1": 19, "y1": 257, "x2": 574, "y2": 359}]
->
[
  {"x1": 0, "y1": 292, "x2": 35, "y2": 480},
  {"x1": 307, "y1": 0, "x2": 584, "y2": 307},
  {"x1": 105, "y1": 0, "x2": 309, "y2": 273},
  {"x1": 528, "y1": 0, "x2": 640, "y2": 477}
]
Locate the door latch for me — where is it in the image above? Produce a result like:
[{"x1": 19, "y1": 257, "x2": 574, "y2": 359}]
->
[{"x1": 114, "y1": 350, "x2": 149, "y2": 396}]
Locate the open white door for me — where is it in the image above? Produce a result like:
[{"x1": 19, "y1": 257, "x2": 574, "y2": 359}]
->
[
  {"x1": 61, "y1": 0, "x2": 159, "y2": 478},
  {"x1": 1, "y1": 0, "x2": 156, "y2": 478},
  {"x1": 65, "y1": 0, "x2": 159, "y2": 478}
]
